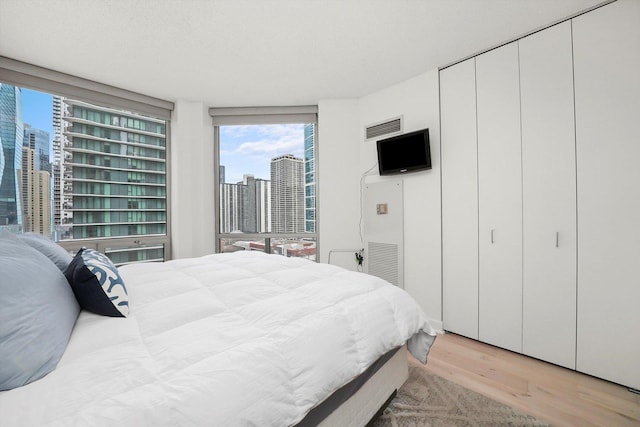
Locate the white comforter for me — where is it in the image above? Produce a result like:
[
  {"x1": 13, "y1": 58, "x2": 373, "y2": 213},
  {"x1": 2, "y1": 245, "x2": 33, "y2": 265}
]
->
[{"x1": 0, "y1": 251, "x2": 436, "y2": 426}]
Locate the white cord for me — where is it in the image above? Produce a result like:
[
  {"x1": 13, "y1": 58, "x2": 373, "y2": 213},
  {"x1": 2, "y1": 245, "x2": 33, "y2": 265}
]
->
[
  {"x1": 358, "y1": 162, "x2": 379, "y2": 250},
  {"x1": 328, "y1": 249, "x2": 359, "y2": 265}
]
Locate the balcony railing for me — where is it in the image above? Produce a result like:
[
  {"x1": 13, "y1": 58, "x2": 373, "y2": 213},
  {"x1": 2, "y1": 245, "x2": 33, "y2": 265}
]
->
[{"x1": 57, "y1": 235, "x2": 169, "y2": 267}]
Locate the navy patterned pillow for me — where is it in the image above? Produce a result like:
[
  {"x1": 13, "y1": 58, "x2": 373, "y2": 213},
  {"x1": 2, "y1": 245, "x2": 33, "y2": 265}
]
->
[{"x1": 64, "y1": 248, "x2": 129, "y2": 317}]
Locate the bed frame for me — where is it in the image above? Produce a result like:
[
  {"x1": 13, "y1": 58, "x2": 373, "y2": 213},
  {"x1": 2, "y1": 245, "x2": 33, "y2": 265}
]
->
[{"x1": 296, "y1": 345, "x2": 409, "y2": 426}]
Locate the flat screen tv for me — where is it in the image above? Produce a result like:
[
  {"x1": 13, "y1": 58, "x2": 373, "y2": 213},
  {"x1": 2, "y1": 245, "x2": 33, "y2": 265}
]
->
[{"x1": 377, "y1": 128, "x2": 431, "y2": 175}]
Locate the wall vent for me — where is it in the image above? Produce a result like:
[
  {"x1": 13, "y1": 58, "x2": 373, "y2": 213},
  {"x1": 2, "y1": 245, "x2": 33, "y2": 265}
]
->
[
  {"x1": 367, "y1": 242, "x2": 400, "y2": 286},
  {"x1": 365, "y1": 116, "x2": 403, "y2": 140}
]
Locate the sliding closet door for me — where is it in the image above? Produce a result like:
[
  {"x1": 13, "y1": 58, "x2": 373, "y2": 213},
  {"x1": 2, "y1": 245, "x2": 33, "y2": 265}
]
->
[
  {"x1": 519, "y1": 21, "x2": 577, "y2": 369},
  {"x1": 441, "y1": 58, "x2": 479, "y2": 339},
  {"x1": 476, "y1": 42, "x2": 522, "y2": 353},
  {"x1": 573, "y1": 0, "x2": 640, "y2": 389}
]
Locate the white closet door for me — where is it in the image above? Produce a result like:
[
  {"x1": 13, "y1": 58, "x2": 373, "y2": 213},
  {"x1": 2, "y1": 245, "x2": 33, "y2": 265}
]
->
[
  {"x1": 519, "y1": 21, "x2": 577, "y2": 369},
  {"x1": 573, "y1": 0, "x2": 640, "y2": 389},
  {"x1": 441, "y1": 58, "x2": 479, "y2": 339},
  {"x1": 476, "y1": 42, "x2": 523, "y2": 353}
]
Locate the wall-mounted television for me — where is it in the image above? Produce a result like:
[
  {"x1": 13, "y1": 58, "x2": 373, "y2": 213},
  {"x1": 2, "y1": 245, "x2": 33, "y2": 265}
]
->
[{"x1": 377, "y1": 128, "x2": 431, "y2": 176}]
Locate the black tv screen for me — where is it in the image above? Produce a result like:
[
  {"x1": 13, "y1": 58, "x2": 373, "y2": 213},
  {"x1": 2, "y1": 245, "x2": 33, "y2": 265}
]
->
[{"x1": 377, "y1": 128, "x2": 431, "y2": 175}]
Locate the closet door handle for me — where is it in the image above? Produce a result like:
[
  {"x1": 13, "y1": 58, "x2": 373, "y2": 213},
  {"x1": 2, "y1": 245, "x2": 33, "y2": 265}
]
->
[
  {"x1": 555, "y1": 231, "x2": 559, "y2": 248},
  {"x1": 491, "y1": 229, "x2": 495, "y2": 244}
]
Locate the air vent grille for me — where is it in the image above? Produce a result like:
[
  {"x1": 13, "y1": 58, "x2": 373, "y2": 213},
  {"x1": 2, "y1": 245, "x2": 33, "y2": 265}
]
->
[
  {"x1": 367, "y1": 242, "x2": 399, "y2": 286},
  {"x1": 365, "y1": 117, "x2": 402, "y2": 140}
]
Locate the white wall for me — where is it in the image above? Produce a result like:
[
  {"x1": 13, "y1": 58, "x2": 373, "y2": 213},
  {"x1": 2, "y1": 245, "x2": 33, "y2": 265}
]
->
[
  {"x1": 358, "y1": 70, "x2": 442, "y2": 328},
  {"x1": 317, "y1": 99, "x2": 362, "y2": 269},
  {"x1": 170, "y1": 99, "x2": 215, "y2": 259}
]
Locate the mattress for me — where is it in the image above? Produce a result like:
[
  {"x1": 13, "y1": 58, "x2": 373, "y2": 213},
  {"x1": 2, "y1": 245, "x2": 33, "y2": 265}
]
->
[
  {"x1": 0, "y1": 251, "x2": 436, "y2": 426},
  {"x1": 310, "y1": 346, "x2": 409, "y2": 427}
]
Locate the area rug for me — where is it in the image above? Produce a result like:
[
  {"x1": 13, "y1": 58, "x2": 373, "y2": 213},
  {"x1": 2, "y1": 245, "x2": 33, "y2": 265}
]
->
[{"x1": 371, "y1": 362, "x2": 550, "y2": 427}]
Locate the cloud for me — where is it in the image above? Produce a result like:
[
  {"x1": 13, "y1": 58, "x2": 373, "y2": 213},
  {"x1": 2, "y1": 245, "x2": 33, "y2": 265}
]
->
[
  {"x1": 235, "y1": 138, "x2": 303, "y2": 158},
  {"x1": 221, "y1": 124, "x2": 305, "y2": 160},
  {"x1": 219, "y1": 123, "x2": 308, "y2": 182}
]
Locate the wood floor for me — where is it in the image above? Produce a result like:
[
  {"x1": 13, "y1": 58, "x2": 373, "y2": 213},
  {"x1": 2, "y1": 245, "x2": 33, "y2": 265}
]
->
[{"x1": 411, "y1": 332, "x2": 640, "y2": 427}]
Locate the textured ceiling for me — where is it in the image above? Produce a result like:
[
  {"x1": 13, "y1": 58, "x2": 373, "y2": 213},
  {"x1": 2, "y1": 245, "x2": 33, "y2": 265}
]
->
[{"x1": 0, "y1": 0, "x2": 606, "y2": 107}]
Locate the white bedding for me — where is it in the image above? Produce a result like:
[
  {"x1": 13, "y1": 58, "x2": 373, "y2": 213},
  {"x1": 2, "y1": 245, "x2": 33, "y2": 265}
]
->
[{"x1": 0, "y1": 251, "x2": 436, "y2": 426}]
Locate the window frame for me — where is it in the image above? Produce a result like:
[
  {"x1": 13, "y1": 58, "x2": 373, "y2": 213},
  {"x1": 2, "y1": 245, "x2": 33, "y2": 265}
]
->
[
  {"x1": 0, "y1": 56, "x2": 174, "y2": 263},
  {"x1": 210, "y1": 106, "x2": 319, "y2": 258}
]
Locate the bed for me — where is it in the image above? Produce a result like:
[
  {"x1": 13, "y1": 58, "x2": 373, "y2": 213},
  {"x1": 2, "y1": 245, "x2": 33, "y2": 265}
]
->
[{"x1": 0, "y1": 237, "x2": 436, "y2": 427}]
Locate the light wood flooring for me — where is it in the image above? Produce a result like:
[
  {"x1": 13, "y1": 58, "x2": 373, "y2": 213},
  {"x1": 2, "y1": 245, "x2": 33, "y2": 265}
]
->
[{"x1": 410, "y1": 332, "x2": 640, "y2": 427}]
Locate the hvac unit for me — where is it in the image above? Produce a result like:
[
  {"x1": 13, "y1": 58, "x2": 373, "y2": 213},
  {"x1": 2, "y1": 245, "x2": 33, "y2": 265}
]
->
[{"x1": 363, "y1": 180, "x2": 403, "y2": 287}]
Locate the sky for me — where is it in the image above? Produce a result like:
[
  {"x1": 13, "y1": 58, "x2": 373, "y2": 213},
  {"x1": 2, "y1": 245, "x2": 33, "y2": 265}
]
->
[
  {"x1": 21, "y1": 88, "x2": 54, "y2": 138},
  {"x1": 20, "y1": 88, "x2": 54, "y2": 159},
  {"x1": 219, "y1": 124, "x2": 306, "y2": 184}
]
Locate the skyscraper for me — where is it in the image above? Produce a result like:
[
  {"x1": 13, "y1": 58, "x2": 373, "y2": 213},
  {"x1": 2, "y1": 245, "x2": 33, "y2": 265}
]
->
[
  {"x1": 0, "y1": 135, "x2": 4, "y2": 187},
  {"x1": 220, "y1": 181, "x2": 242, "y2": 233},
  {"x1": 21, "y1": 125, "x2": 52, "y2": 237},
  {"x1": 0, "y1": 83, "x2": 23, "y2": 228},
  {"x1": 241, "y1": 174, "x2": 256, "y2": 233},
  {"x1": 270, "y1": 154, "x2": 304, "y2": 233},
  {"x1": 19, "y1": 146, "x2": 51, "y2": 236},
  {"x1": 52, "y1": 96, "x2": 63, "y2": 229},
  {"x1": 219, "y1": 173, "x2": 270, "y2": 234},
  {"x1": 254, "y1": 177, "x2": 271, "y2": 233},
  {"x1": 303, "y1": 124, "x2": 316, "y2": 233},
  {"x1": 219, "y1": 165, "x2": 225, "y2": 184},
  {"x1": 62, "y1": 98, "x2": 167, "y2": 239},
  {"x1": 242, "y1": 174, "x2": 270, "y2": 233},
  {"x1": 23, "y1": 124, "x2": 51, "y2": 172}
]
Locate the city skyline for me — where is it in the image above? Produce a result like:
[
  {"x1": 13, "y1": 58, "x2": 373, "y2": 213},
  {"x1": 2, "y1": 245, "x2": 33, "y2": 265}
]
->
[
  {"x1": 3, "y1": 84, "x2": 315, "y2": 252},
  {"x1": 0, "y1": 84, "x2": 169, "y2": 251},
  {"x1": 218, "y1": 124, "x2": 316, "y2": 237}
]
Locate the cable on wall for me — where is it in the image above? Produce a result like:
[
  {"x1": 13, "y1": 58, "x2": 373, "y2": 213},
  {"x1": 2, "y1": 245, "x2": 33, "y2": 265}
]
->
[{"x1": 358, "y1": 161, "x2": 379, "y2": 270}]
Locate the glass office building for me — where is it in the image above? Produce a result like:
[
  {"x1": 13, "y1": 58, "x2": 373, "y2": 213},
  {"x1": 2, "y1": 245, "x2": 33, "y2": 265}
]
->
[
  {"x1": 62, "y1": 99, "x2": 167, "y2": 240},
  {"x1": 0, "y1": 83, "x2": 23, "y2": 228}
]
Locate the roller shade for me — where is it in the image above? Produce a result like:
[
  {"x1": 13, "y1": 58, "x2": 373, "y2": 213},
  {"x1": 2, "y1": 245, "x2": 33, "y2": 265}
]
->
[
  {"x1": 0, "y1": 56, "x2": 173, "y2": 120},
  {"x1": 209, "y1": 106, "x2": 317, "y2": 125}
]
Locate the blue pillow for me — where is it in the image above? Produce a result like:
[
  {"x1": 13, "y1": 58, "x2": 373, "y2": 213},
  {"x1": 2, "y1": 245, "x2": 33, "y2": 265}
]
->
[
  {"x1": 64, "y1": 248, "x2": 129, "y2": 317},
  {"x1": 0, "y1": 236, "x2": 80, "y2": 391},
  {"x1": 16, "y1": 232, "x2": 73, "y2": 272}
]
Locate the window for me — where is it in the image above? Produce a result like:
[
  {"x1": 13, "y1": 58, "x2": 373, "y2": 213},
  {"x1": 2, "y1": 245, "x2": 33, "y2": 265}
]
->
[
  {"x1": 0, "y1": 57, "x2": 173, "y2": 265},
  {"x1": 211, "y1": 107, "x2": 318, "y2": 260}
]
